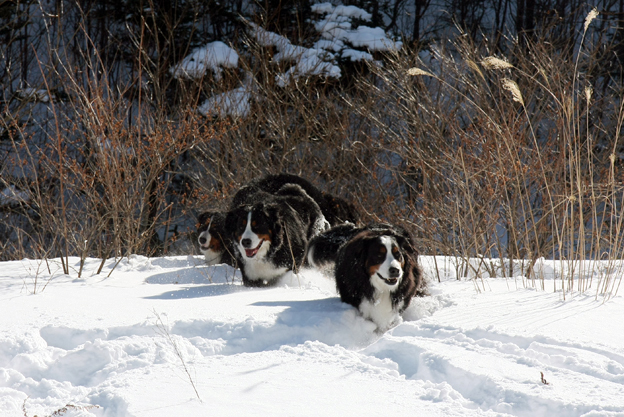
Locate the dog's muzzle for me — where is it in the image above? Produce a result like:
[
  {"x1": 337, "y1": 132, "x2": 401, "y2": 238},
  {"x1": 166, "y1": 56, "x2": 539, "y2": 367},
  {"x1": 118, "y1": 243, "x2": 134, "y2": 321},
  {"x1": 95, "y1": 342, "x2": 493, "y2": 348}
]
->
[
  {"x1": 243, "y1": 239, "x2": 264, "y2": 258},
  {"x1": 377, "y1": 271, "x2": 399, "y2": 285}
]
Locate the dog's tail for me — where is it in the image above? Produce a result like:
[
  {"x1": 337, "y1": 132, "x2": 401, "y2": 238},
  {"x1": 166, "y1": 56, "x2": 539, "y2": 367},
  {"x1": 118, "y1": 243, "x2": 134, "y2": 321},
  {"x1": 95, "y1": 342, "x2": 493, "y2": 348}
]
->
[{"x1": 306, "y1": 223, "x2": 360, "y2": 271}]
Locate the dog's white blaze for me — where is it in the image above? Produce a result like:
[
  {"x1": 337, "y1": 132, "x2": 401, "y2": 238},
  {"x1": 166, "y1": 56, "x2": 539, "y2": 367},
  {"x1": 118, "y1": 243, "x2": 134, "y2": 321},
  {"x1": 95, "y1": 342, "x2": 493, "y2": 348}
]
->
[
  {"x1": 240, "y1": 212, "x2": 263, "y2": 250},
  {"x1": 199, "y1": 230, "x2": 222, "y2": 265},
  {"x1": 239, "y1": 212, "x2": 286, "y2": 281},
  {"x1": 306, "y1": 243, "x2": 317, "y2": 268},
  {"x1": 370, "y1": 236, "x2": 403, "y2": 292},
  {"x1": 364, "y1": 236, "x2": 404, "y2": 330},
  {"x1": 198, "y1": 218, "x2": 222, "y2": 265},
  {"x1": 359, "y1": 295, "x2": 400, "y2": 331}
]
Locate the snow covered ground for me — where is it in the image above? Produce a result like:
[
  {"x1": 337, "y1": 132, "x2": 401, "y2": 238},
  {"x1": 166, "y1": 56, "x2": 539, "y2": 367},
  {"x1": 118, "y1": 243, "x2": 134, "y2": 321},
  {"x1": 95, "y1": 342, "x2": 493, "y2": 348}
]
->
[{"x1": 1, "y1": 255, "x2": 623, "y2": 417}]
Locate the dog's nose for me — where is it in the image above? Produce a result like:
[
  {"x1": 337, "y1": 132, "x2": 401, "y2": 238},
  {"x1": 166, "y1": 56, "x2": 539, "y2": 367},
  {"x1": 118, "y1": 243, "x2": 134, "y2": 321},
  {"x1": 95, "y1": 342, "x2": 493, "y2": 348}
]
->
[
  {"x1": 389, "y1": 267, "x2": 401, "y2": 278},
  {"x1": 241, "y1": 238, "x2": 252, "y2": 248},
  {"x1": 199, "y1": 236, "x2": 207, "y2": 245}
]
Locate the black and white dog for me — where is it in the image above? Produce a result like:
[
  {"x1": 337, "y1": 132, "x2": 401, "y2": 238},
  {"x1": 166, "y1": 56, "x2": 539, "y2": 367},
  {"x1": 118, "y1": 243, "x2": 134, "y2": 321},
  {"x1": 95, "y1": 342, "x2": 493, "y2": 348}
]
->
[
  {"x1": 226, "y1": 183, "x2": 329, "y2": 287},
  {"x1": 307, "y1": 223, "x2": 362, "y2": 273},
  {"x1": 196, "y1": 211, "x2": 236, "y2": 266},
  {"x1": 321, "y1": 223, "x2": 427, "y2": 331},
  {"x1": 231, "y1": 173, "x2": 360, "y2": 227}
]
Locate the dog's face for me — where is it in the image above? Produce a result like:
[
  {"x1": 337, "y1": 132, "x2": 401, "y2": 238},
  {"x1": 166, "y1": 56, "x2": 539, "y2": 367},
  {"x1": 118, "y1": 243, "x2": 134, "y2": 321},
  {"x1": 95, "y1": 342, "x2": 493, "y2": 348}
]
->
[
  {"x1": 366, "y1": 235, "x2": 404, "y2": 291},
  {"x1": 233, "y1": 209, "x2": 274, "y2": 261},
  {"x1": 197, "y1": 213, "x2": 224, "y2": 265}
]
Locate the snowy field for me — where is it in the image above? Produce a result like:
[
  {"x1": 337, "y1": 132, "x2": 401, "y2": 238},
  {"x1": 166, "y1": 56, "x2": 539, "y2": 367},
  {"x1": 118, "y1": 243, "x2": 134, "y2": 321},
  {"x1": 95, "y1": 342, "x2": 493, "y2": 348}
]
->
[{"x1": 1, "y1": 255, "x2": 623, "y2": 417}]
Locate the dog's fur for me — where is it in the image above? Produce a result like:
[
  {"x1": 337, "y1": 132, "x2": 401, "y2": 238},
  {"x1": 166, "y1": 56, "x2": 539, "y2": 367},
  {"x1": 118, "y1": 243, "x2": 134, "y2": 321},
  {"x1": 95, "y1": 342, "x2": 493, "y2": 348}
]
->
[
  {"x1": 231, "y1": 173, "x2": 360, "y2": 226},
  {"x1": 307, "y1": 223, "x2": 361, "y2": 273},
  {"x1": 226, "y1": 184, "x2": 328, "y2": 287},
  {"x1": 333, "y1": 224, "x2": 427, "y2": 331},
  {"x1": 196, "y1": 211, "x2": 236, "y2": 266}
]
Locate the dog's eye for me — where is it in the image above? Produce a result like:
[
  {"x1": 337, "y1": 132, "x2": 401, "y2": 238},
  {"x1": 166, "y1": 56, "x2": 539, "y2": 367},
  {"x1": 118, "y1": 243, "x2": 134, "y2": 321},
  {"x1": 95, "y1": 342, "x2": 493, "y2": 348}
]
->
[{"x1": 373, "y1": 250, "x2": 386, "y2": 263}]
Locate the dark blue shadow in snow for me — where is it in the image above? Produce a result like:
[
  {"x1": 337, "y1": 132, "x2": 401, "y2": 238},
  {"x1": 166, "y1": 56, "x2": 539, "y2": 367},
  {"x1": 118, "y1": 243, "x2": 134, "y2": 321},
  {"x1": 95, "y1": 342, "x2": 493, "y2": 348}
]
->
[
  {"x1": 144, "y1": 266, "x2": 238, "y2": 285},
  {"x1": 251, "y1": 298, "x2": 344, "y2": 311},
  {"x1": 144, "y1": 283, "x2": 249, "y2": 299},
  {"x1": 251, "y1": 298, "x2": 350, "y2": 326}
]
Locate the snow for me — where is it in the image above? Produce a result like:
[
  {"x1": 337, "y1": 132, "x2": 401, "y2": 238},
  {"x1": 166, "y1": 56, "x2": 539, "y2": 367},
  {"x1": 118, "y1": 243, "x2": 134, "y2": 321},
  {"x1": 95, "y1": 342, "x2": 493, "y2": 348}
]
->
[
  {"x1": 16, "y1": 88, "x2": 50, "y2": 103},
  {"x1": 169, "y1": 41, "x2": 239, "y2": 81},
  {"x1": 311, "y1": 3, "x2": 372, "y2": 22},
  {"x1": 197, "y1": 85, "x2": 251, "y2": 119},
  {"x1": 313, "y1": 4, "x2": 402, "y2": 52},
  {"x1": 197, "y1": 73, "x2": 253, "y2": 119},
  {"x1": 184, "y1": 4, "x2": 402, "y2": 118},
  {"x1": 1, "y1": 255, "x2": 623, "y2": 416},
  {"x1": 248, "y1": 23, "x2": 341, "y2": 87},
  {"x1": 0, "y1": 185, "x2": 30, "y2": 206}
]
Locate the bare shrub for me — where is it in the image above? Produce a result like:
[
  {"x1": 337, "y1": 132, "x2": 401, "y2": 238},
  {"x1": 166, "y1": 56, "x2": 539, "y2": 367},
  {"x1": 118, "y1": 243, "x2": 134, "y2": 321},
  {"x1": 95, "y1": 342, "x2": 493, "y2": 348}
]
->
[
  {"x1": 354, "y1": 14, "x2": 624, "y2": 298},
  {"x1": 0, "y1": 9, "x2": 226, "y2": 273},
  {"x1": 1, "y1": 3, "x2": 623, "y2": 301}
]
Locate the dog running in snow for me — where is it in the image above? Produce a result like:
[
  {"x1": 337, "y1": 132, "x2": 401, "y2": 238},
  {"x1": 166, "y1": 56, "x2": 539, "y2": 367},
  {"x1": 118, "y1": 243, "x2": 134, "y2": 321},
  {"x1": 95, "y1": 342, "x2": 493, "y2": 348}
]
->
[
  {"x1": 226, "y1": 183, "x2": 329, "y2": 287},
  {"x1": 231, "y1": 173, "x2": 360, "y2": 227},
  {"x1": 311, "y1": 223, "x2": 427, "y2": 330}
]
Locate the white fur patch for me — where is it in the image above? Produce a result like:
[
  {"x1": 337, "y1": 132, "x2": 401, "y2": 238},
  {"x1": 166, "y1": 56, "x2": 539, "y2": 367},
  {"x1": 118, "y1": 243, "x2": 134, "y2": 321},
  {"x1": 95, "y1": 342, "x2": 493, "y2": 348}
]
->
[
  {"x1": 361, "y1": 236, "x2": 405, "y2": 330},
  {"x1": 306, "y1": 244, "x2": 317, "y2": 268},
  {"x1": 199, "y1": 244, "x2": 222, "y2": 265},
  {"x1": 312, "y1": 215, "x2": 330, "y2": 237},
  {"x1": 359, "y1": 293, "x2": 400, "y2": 331},
  {"x1": 198, "y1": 220, "x2": 222, "y2": 265},
  {"x1": 244, "y1": 259, "x2": 289, "y2": 282}
]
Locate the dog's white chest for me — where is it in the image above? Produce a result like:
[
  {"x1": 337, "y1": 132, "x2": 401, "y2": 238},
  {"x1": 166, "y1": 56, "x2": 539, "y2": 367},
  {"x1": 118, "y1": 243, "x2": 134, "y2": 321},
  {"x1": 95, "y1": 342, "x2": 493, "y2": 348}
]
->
[
  {"x1": 359, "y1": 291, "x2": 401, "y2": 331},
  {"x1": 201, "y1": 247, "x2": 222, "y2": 265},
  {"x1": 243, "y1": 258, "x2": 288, "y2": 282}
]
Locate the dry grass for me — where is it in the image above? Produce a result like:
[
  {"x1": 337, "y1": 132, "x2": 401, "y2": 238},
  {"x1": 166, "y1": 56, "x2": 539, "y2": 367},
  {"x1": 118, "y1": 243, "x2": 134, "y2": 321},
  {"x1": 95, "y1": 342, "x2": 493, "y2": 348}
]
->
[
  {"x1": 354, "y1": 10, "x2": 624, "y2": 299},
  {"x1": 1, "y1": 7, "x2": 622, "y2": 299}
]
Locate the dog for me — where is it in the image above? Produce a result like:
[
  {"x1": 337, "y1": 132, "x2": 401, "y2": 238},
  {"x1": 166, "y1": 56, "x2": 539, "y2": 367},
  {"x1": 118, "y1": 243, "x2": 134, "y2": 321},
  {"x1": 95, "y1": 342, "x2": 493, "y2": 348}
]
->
[
  {"x1": 307, "y1": 222, "x2": 361, "y2": 273},
  {"x1": 231, "y1": 173, "x2": 360, "y2": 226},
  {"x1": 333, "y1": 224, "x2": 427, "y2": 331},
  {"x1": 226, "y1": 183, "x2": 328, "y2": 287},
  {"x1": 196, "y1": 211, "x2": 236, "y2": 266}
]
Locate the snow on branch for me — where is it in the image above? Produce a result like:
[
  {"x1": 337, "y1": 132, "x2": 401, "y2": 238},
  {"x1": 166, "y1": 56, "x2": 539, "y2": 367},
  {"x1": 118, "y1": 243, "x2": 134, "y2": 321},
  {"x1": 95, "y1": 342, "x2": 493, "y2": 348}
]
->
[
  {"x1": 313, "y1": 2, "x2": 402, "y2": 52},
  {"x1": 197, "y1": 74, "x2": 253, "y2": 119},
  {"x1": 169, "y1": 41, "x2": 239, "y2": 81},
  {"x1": 188, "y1": 3, "x2": 402, "y2": 118}
]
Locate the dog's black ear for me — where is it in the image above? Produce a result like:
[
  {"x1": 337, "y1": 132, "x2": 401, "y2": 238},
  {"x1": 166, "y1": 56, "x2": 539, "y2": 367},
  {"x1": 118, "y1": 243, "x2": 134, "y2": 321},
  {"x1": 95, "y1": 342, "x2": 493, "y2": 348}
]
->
[
  {"x1": 338, "y1": 232, "x2": 371, "y2": 275},
  {"x1": 210, "y1": 211, "x2": 226, "y2": 230},
  {"x1": 224, "y1": 207, "x2": 243, "y2": 235},
  {"x1": 335, "y1": 231, "x2": 376, "y2": 303},
  {"x1": 394, "y1": 227, "x2": 418, "y2": 258},
  {"x1": 197, "y1": 211, "x2": 213, "y2": 228},
  {"x1": 263, "y1": 203, "x2": 282, "y2": 239}
]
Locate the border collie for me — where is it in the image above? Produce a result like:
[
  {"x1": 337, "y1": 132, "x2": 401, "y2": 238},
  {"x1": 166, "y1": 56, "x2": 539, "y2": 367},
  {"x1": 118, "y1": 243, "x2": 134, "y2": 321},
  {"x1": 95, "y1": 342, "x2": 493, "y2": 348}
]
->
[
  {"x1": 333, "y1": 224, "x2": 427, "y2": 331},
  {"x1": 231, "y1": 173, "x2": 360, "y2": 226},
  {"x1": 196, "y1": 211, "x2": 236, "y2": 266},
  {"x1": 226, "y1": 184, "x2": 328, "y2": 287}
]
